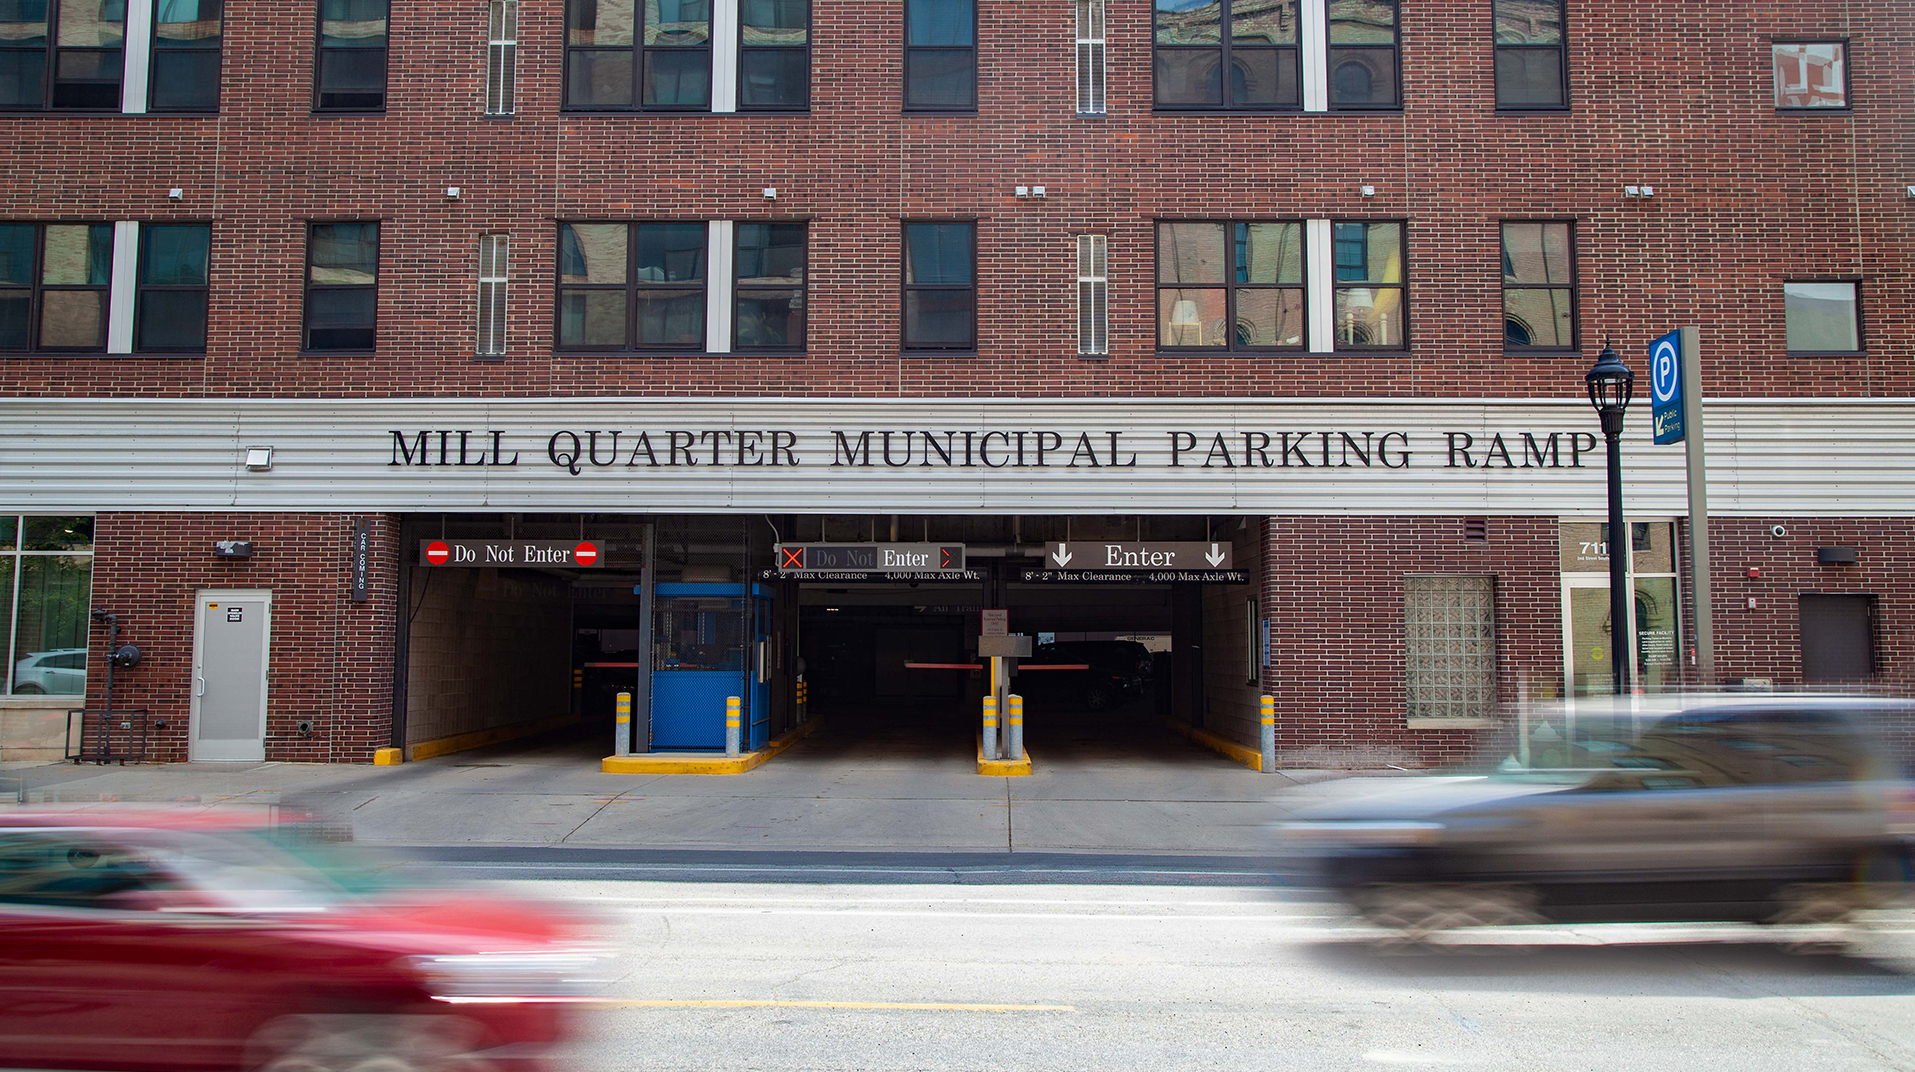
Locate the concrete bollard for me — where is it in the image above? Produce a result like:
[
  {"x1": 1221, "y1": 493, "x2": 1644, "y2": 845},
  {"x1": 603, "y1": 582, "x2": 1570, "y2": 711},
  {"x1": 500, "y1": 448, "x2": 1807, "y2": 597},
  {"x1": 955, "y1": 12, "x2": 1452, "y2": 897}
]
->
[
  {"x1": 615, "y1": 691, "x2": 633, "y2": 757},
  {"x1": 982, "y1": 695, "x2": 999, "y2": 761},
  {"x1": 1260, "y1": 695, "x2": 1276, "y2": 774},
  {"x1": 725, "y1": 695, "x2": 742, "y2": 758},
  {"x1": 1007, "y1": 693, "x2": 1024, "y2": 762}
]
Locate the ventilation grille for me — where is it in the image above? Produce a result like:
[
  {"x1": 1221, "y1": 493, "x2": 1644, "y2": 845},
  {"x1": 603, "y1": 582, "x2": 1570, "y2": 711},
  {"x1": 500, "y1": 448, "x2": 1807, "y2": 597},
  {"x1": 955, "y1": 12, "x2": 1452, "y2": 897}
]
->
[
  {"x1": 1075, "y1": 0, "x2": 1105, "y2": 114},
  {"x1": 477, "y1": 234, "x2": 508, "y2": 356},
  {"x1": 1077, "y1": 234, "x2": 1108, "y2": 356},
  {"x1": 1464, "y1": 516, "x2": 1488, "y2": 541},
  {"x1": 486, "y1": 0, "x2": 518, "y2": 116}
]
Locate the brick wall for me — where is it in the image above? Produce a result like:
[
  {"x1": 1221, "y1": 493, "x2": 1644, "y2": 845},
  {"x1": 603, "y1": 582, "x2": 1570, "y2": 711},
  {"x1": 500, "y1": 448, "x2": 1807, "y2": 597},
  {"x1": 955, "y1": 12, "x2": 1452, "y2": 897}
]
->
[
  {"x1": 0, "y1": 1, "x2": 1903, "y2": 399},
  {"x1": 403, "y1": 566, "x2": 573, "y2": 746},
  {"x1": 88, "y1": 513, "x2": 399, "y2": 763}
]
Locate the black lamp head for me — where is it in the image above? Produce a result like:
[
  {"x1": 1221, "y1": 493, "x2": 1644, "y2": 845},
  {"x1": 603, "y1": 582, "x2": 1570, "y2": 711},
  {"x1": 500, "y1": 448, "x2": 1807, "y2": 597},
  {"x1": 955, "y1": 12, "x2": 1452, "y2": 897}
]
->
[{"x1": 1585, "y1": 336, "x2": 1635, "y2": 413}]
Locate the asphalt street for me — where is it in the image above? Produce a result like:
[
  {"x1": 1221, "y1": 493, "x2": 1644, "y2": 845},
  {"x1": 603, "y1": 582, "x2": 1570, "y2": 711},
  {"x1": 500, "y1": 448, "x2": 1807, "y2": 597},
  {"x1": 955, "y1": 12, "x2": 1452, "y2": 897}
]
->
[{"x1": 487, "y1": 860, "x2": 1915, "y2": 1072}]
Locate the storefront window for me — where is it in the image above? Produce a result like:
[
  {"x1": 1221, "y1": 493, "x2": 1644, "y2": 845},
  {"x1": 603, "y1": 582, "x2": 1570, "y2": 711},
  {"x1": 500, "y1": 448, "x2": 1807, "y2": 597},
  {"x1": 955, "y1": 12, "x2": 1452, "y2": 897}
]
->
[
  {"x1": 1558, "y1": 520, "x2": 1679, "y2": 698},
  {"x1": 2, "y1": 517, "x2": 94, "y2": 697}
]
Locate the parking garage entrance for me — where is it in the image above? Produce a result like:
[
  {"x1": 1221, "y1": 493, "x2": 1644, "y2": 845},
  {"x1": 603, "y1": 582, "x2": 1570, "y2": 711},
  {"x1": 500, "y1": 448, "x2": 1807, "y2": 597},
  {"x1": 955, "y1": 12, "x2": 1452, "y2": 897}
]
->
[{"x1": 396, "y1": 514, "x2": 1253, "y2": 766}]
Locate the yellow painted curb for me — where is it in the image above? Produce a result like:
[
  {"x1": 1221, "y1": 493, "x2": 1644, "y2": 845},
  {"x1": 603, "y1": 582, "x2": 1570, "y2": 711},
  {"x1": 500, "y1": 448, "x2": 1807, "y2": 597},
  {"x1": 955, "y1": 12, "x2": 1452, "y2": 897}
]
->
[
  {"x1": 407, "y1": 713, "x2": 581, "y2": 762},
  {"x1": 1163, "y1": 718, "x2": 1263, "y2": 772},
  {"x1": 976, "y1": 734, "x2": 1032, "y2": 777},
  {"x1": 372, "y1": 747, "x2": 404, "y2": 766},
  {"x1": 601, "y1": 717, "x2": 819, "y2": 775}
]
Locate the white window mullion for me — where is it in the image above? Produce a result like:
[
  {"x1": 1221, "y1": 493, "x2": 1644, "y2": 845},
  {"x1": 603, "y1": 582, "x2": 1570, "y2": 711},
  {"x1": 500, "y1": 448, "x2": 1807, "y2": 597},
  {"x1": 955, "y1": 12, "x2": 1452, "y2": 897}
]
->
[
  {"x1": 1301, "y1": 0, "x2": 1328, "y2": 112},
  {"x1": 706, "y1": 220, "x2": 735, "y2": 353},
  {"x1": 120, "y1": 0, "x2": 155, "y2": 113},
  {"x1": 711, "y1": 0, "x2": 739, "y2": 113},
  {"x1": 1076, "y1": 234, "x2": 1107, "y2": 356},
  {"x1": 486, "y1": 0, "x2": 518, "y2": 116},
  {"x1": 1305, "y1": 218, "x2": 1333, "y2": 353},
  {"x1": 477, "y1": 234, "x2": 509, "y2": 356},
  {"x1": 107, "y1": 221, "x2": 139, "y2": 354},
  {"x1": 1075, "y1": 0, "x2": 1106, "y2": 115}
]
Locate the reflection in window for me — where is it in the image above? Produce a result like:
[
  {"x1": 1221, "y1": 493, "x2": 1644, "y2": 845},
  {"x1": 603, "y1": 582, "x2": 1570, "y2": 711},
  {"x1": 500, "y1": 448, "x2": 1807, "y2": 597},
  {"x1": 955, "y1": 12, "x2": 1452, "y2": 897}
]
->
[
  {"x1": 314, "y1": 0, "x2": 388, "y2": 111},
  {"x1": 0, "y1": 222, "x2": 112, "y2": 352},
  {"x1": 0, "y1": 516, "x2": 93, "y2": 698},
  {"x1": 734, "y1": 222, "x2": 805, "y2": 350},
  {"x1": 905, "y1": 0, "x2": 974, "y2": 110},
  {"x1": 305, "y1": 222, "x2": 379, "y2": 351},
  {"x1": 1154, "y1": 0, "x2": 1298, "y2": 110},
  {"x1": 1501, "y1": 221, "x2": 1574, "y2": 349},
  {"x1": 740, "y1": 0, "x2": 806, "y2": 109},
  {"x1": 1784, "y1": 281, "x2": 1859, "y2": 352},
  {"x1": 557, "y1": 221, "x2": 708, "y2": 351},
  {"x1": 0, "y1": 0, "x2": 127, "y2": 111},
  {"x1": 1157, "y1": 220, "x2": 1303, "y2": 350},
  {"x1": 1773, "y1": 41, "x2": 1846, "y2": 109},
  {"x1": 565, "y1": 0, "x2": 711, "y2": 109},
  {"x1": 136, "y1": 224, "x2": 210, "y2": 352},
  {"x1": 1493, "y1": 0, "x2": 1564, "y2": 108},
  {"x1": 902, "y1": 221, "x2": 974, "y2": 349},
  {"x1": 1331, "y1": 220, "x2": 1403, "y2": 349},
  {"x1": 1327, "y1": 0, "x2": 1396, "y2": 108}
]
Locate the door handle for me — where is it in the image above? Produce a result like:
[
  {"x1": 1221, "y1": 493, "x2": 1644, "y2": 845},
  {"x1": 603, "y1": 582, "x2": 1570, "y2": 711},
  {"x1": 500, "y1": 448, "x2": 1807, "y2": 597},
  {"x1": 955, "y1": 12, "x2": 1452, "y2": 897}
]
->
[{"x1": 195, "y1": 675, "x2": 206, "y2": 697}]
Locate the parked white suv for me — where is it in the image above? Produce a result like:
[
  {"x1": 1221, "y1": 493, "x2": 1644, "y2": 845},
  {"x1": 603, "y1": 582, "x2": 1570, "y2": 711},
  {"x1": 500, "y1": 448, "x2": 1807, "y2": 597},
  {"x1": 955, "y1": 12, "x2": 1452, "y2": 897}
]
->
[{"x1": 12, "y1": 648, "x2": 86, "y2": 694}]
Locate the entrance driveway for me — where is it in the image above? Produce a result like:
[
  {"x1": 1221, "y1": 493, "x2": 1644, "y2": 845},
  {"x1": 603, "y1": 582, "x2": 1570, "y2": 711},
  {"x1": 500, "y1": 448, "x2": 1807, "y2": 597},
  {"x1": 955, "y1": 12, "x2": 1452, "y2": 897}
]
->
[{"x1": 2, "y1": 708, "x2": 1350, "y2": 857}]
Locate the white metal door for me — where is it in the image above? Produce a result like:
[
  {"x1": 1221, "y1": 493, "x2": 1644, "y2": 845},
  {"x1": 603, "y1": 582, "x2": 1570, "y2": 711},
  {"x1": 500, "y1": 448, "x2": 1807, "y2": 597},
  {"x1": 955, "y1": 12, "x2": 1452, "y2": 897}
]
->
[{"x1": 190, "y1": 590, "x2": 271, "y2": 761}]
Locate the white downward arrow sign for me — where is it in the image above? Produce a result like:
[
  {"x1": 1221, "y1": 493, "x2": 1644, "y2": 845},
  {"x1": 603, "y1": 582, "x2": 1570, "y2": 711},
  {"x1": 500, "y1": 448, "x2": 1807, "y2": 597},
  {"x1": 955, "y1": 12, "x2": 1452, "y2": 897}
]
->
[
  {"x1": 1206, "y1": 543, "x2": 1225, "y2": 567},
  {"x1": 1052, "y1": 543, "x2": 1073, "y2": 566}
]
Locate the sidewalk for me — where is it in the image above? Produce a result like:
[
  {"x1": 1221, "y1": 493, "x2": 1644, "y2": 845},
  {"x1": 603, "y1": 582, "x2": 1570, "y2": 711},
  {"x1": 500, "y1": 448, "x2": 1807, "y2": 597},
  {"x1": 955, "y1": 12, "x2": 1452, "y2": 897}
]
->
[{"x1": 0, "y1": 717, "x2": 1391, "y2": 855}]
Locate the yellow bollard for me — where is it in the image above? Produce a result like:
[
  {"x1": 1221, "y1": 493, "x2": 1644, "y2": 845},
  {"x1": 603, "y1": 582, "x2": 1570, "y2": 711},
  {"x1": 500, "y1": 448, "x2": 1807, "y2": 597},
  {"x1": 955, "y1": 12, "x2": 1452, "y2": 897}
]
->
[
  {"x1": 725, "y1": 695, "x2": 742, "y2": 758},
  {"x1": 982, "y1": 694, "x2": 999, "y2": 761},
  {"x1": 1007, "y1": 693, "x2": 1023, "y2": 761},
  {"x1": 1260, "y1": 694, "x2": 1276, "y2": 774},
  {"x1": 615, "y1": 691, "x2": 633, "y2": 757}
]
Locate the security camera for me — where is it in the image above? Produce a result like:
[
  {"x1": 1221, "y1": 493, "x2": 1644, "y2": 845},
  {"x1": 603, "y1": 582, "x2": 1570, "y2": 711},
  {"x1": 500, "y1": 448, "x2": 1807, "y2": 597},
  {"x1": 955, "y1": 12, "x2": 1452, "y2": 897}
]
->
[{"x1": 1771, "y1": 525, "x2": 1788, "y2": 539}]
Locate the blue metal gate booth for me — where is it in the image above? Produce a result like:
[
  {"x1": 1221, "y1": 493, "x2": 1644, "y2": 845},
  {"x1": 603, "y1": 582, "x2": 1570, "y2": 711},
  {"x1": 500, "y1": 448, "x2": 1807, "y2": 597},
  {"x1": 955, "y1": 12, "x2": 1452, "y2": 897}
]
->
[{"x1": 650, "y1": 583, "x2": 773, "y2": 750}]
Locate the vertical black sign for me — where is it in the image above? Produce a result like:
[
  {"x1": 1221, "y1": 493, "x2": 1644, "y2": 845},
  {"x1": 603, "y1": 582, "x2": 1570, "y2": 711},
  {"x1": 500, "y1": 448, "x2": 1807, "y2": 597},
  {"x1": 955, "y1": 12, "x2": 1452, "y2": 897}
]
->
[{"x1": 350, "y1": 520, "x2": 371, "y2": 603}]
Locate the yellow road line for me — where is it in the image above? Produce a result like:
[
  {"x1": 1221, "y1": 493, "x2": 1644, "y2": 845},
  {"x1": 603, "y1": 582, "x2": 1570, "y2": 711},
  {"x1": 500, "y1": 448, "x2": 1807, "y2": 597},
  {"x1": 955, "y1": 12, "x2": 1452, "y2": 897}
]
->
[{"x1": 591, "y1": 998, "x2": 1076, "y2": 1013}]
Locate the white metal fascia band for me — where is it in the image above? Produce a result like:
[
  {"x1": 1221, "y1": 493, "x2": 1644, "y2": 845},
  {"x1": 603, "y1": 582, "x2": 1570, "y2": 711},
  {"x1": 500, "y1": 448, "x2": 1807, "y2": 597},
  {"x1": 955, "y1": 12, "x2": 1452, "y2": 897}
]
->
[
  {"x1": 1305, "y1": 220, "x2": 1333, "y2": 353},
  {"x1": 705, "y1": 221, "x2": 735, "y2": 354},
  {"x1": 3, "y1": 395, "x2": 1914, "y2": 519},
  {"x1": 710, "y1": 0, "x2": 740, "y2": 113},
  {"x1": 119, "y1": 0, "x2": 154, "y2": 114},
  {"x1": 106, "y1": 222, "x2": 139, "y2": 355}
]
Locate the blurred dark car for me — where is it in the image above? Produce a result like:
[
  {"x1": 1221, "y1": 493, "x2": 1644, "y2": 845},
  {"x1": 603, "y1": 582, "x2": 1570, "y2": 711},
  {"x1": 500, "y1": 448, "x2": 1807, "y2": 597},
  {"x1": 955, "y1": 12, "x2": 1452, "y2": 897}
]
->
[
  {"x1": 1014, "y1": 641, "x2": 1151, "y2": 711},
  {"x1": 1279, "y1": 695, "x2": 1915, "y2": 936},
  {"x1": 0, "y1": 810, "x2": 602, "y2": 1072}
]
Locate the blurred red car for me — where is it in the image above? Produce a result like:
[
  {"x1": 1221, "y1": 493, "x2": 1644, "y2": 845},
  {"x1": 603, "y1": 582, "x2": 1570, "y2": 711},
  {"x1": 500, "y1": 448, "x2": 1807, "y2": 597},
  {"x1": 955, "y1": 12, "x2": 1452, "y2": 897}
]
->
[{"x1": 0, "y1": 810, "x2": 602, "y2": 1072}]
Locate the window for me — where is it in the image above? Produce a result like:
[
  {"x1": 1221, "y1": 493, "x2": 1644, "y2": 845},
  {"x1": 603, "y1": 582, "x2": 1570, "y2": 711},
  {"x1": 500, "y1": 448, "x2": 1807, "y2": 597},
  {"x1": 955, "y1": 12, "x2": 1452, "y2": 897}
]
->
[
  {"x1": 905, "y1": 0, "x2": 974, "y2": 111},
  {"x1": 477, "y1": 234, "x2": 508, "y2": 357},
  {"x1": 1327, "y1": 0, "x2": 1397, "y2": 108},
  {"x1": 565, "y1": 0, "x2": 711, "y2": 110},
  {"x1": 0, "y1": 223, "x2": 111, "y2": 352},
  {"x1": 557, "y1": 222, "x2": 707, "y2": 351},
  {"x1": 1784, "y1": 281, "x2": 1859, "y2": 352},
  {"x1": 150, "y1": 0, "x2": 222, "y2": 111},
  {"x1": 1331, "y1": 220, "x2": 1403, "y2": 349},
  {"x1": 304, "y1": 222, "x2": 378, "y2": 351},
  {"x1": 0, "y1": 516, "x2": 93, "y2": 698},
  {"x1": 1494, "y1": 0, "x2": 1564, "y2": 109},
  {"x1": 0, "y1": 0, "x2": 126, "y2": 111},
  {"x1": 1076, "y1": 0, "x2": 1105, "y2": 115},
  {"x1": 1157, "y1": 221, "x2": 1303, "y2": 351},
  {"x1": 901, "y1": 222, "x2": 974, "y2": 350},
  {"x1": 1154, "y1": 0, "x2": 1299, "y2": 110},
  {"x1": 135, "y1": 223, "x2": 209, "y2": 352},
  {"x1": 314, "y1": 0, "x2": 388, "y2": 111},
  {"x1": 1501, "y1": 221, "x2": 1575, "y2": 349},
  {"x1": 486, "y1": 0, "x2": 517, "y2": 115},
  {"x1": 1773, "y1": 40, "x2": 1846, "y2": 109},
  {"x1": 734, "y1": 223, "x2": 804, "y2": 351},
  {"x1": 740, "y1": 0, "x2": 807, "y2": 110},
  {"x1": 1405, "y1": 575, "x2": 1496, "y2": 721},
  {"x1": 1077, "y1": 234, "x2": 1107, "y2": 356}
]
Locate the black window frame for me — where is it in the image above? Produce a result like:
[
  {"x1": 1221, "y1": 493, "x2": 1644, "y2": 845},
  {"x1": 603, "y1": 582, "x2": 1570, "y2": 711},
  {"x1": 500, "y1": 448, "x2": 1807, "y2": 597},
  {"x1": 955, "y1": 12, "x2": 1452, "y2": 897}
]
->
[
  {"x1": 302, "y1": 220, "x2": 380, "y2": 354},
  {"x1": 1771, "y1": 37, "x2": 1851, "y2": 112},
  {"x1": 134, "y1": 221, "x2": 211, "y2": 354},
  {"x1": 562, "y1": 0, "x2": 714, "y2": 113},
  {"x1": 1151, "y1": 0, "x2": 1302, "y2": 114},
  {"x1": 0, "y1": 0, "x2": 127, "y2": 113},
  {"x1": 553, "y1": 220, "x2": 711, "y2": 354},
  {"x1": 733, "y1": 220, "x2": 807, "y2": 353},
  {"x1": 1154, "y1": 219, "x2": 1307, "y2": 354},
  {"x1": 903, "y1": 0, "x2": 977, "y2": 114},
  {"x1": 1326, "y1": 0, "x2": 1400, "y2": 111},
  {"x1": 900, "y1": 219, "x2": 976, "y2": 353},
  {"x1": 312, "y1": 0, "x2": 390, "y2": 113},
  {"x1": 1782, "y1": 278, "x2": 1864, "y2": 355},
  {"x1": 1492, "y1": 0, "x2": 1567, "y2": 112},
  {"x1": 738, "y1": 0, "x2": 809, "y2": 112},
  {"x1": 1500, "y1": 219, "x2": 1578, "y2": 352},
  {"x1": 149, "y1": 0, "x2": 223, "y2": 113},
  {"x1": 0, "y1": 221, "x2": 113, "y2": 354},
  {"x1": 1329, "y1": 218, "x2": 1407, "y2": 352}
]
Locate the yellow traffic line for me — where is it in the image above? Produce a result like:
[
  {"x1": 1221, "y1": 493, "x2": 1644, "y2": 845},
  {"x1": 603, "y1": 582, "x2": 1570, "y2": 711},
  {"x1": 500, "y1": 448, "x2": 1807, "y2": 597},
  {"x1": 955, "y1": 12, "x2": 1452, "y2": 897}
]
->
[{"x1": 590, "y1": 998, "x2": 1076, "y2": 1013}]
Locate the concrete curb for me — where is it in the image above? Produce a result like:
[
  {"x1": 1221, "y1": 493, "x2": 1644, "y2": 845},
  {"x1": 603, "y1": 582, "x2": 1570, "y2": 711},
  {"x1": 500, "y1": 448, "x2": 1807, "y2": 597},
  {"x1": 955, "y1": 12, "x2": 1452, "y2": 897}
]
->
[
  {"x1": 1162, "y1": 718, "x2": 1262, "y2": 772},
  {"x1": 976, "y1": 735, "x2": 1032, "y2": 777},
  {"x1": 600, "y1": 717, "x2": 819, "y2": 775},
  {"x1": 405, "y1": 713, "x2": 582, "y2": 762}
]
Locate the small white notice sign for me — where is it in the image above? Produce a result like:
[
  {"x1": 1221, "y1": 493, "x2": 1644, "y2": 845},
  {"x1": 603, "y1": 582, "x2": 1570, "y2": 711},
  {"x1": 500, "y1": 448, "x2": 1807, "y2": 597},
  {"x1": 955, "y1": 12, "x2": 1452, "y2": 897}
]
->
[{"x1": 981, "y1": 609, "x2": 1009, "y2": 637}]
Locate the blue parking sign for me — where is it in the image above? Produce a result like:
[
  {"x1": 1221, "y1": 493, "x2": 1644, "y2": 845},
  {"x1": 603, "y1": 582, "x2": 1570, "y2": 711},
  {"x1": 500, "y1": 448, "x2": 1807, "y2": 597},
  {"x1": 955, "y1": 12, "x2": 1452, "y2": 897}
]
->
[{"x1": 1650, "y1": 330, "x2": 1684, "y2": 444}]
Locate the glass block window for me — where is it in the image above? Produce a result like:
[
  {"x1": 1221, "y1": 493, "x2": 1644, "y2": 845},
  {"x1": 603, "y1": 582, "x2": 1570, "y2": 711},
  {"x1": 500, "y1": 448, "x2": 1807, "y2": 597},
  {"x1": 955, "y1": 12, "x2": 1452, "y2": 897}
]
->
[
  {"x1": 1405, "y1": 575, "x2": 1496, "y2": 721},
  {"x1": 1076, "y1": 234, "x2": 1107, "y2": 356},
  {"x1": 486, "y1": 0, "x2": 518, "y2": 115},
  {"x1": 0, "y1": 516, "x2": 94, "y2": 698},
  {"x1": 477, "y1": 234, "x2": 508, "y2": 356}
]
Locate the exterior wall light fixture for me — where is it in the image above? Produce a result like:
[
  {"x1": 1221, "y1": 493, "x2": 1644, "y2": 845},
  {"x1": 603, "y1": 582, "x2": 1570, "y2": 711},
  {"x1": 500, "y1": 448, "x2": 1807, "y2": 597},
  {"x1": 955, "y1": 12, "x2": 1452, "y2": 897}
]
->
[{"x1": 244, "y1": 446, "x2": 273, "y2": 471}]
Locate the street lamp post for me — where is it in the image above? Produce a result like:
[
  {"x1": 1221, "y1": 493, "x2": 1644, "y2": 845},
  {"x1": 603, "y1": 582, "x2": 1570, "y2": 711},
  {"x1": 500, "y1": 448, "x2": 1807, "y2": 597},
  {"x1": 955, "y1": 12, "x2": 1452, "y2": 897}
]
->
[{"x1": 1586, "y1": 339, "x2": 1636, "y2": 695}]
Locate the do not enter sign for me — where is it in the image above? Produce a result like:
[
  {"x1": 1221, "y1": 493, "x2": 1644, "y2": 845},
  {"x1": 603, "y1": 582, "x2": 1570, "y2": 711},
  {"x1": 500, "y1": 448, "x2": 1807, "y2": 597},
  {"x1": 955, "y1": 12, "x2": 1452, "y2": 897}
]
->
[
  {"x1": 425, "y1": 540, "x2": 452, "y2": 566},
  {"x1": 575, "y1": 541, "x2": 599, "y2": 566},
  {"x1": 418, "y1": 540, "x2": 606, "y2": 568}
]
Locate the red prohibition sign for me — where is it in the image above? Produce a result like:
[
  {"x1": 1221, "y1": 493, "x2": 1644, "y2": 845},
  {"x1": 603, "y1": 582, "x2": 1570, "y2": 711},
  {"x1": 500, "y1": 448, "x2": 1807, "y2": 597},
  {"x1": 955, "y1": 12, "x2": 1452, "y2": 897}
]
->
[
  {"x1": 425, "y1": 541, "x2": 451, "y2": 566},
  {"x1": 574, "y1": 541, "x2": 600, "y2": 566}
]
